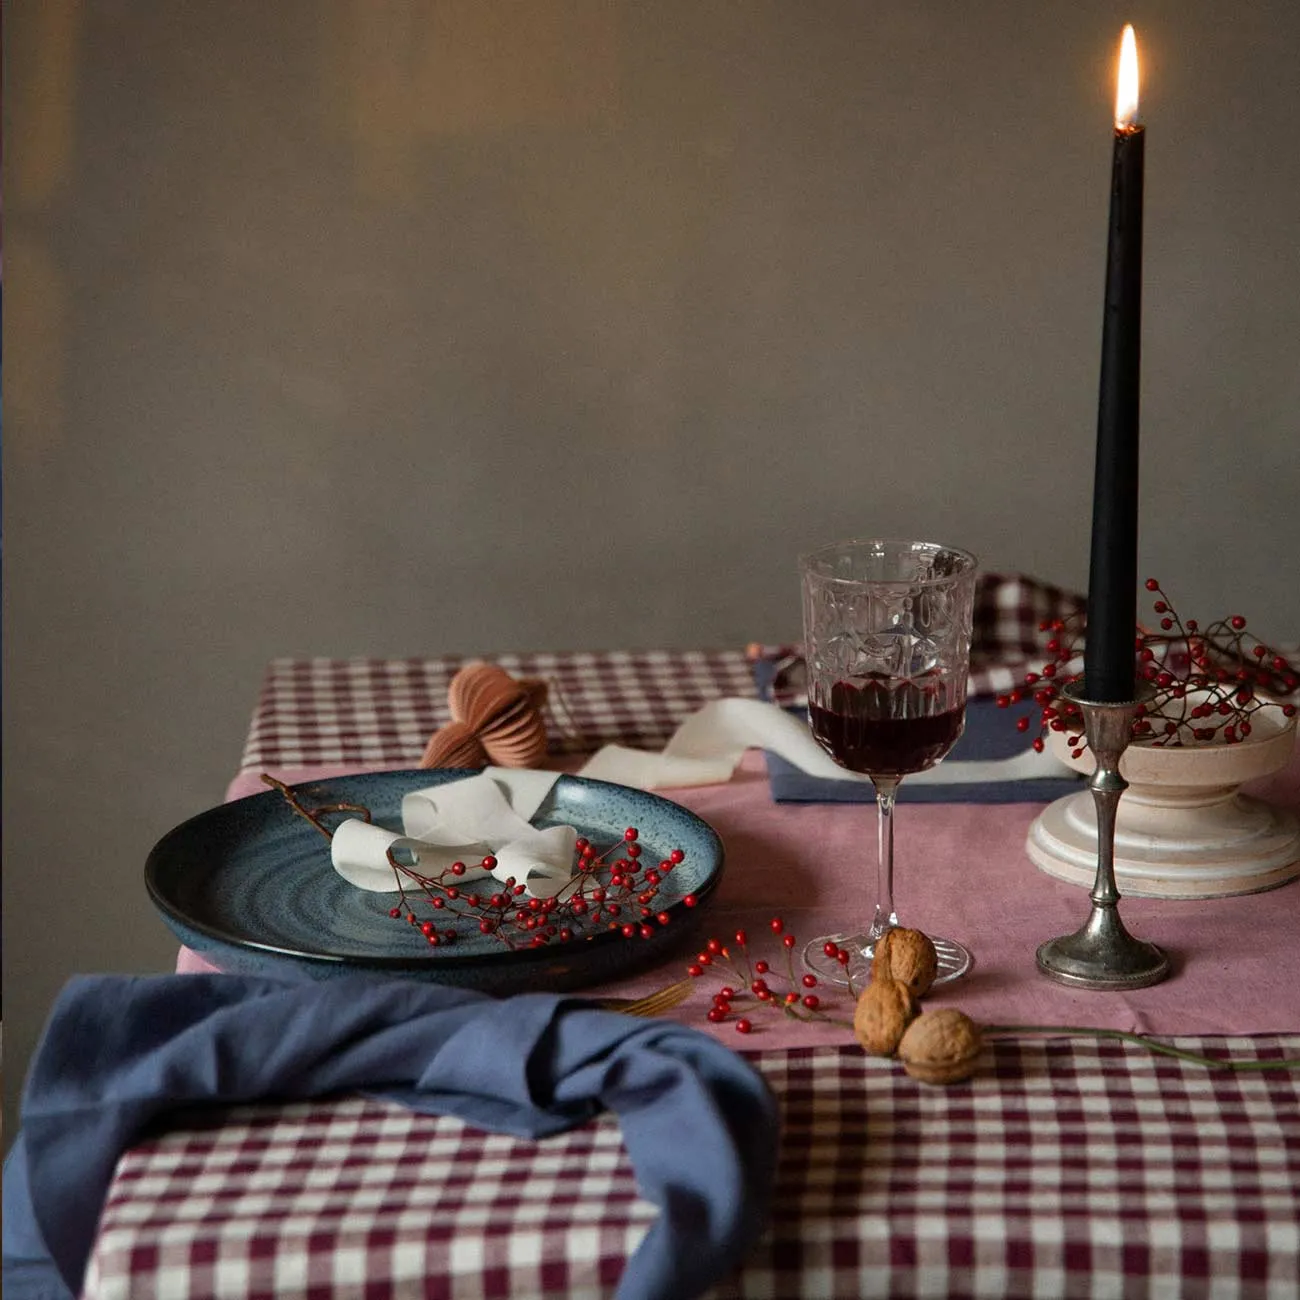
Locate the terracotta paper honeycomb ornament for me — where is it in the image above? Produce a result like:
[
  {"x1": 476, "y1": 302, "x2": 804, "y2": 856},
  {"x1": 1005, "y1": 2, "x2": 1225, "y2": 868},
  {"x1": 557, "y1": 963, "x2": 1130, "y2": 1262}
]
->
[{"x1": 420, "y1": 663, "x2": 549, "y2": 769}]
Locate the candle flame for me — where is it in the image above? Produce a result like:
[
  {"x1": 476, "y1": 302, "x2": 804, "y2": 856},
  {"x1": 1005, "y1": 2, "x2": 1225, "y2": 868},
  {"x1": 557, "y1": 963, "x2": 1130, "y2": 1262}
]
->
[{"x1": 1115, "y1": 25, "x2": 1140, "y2": 129}]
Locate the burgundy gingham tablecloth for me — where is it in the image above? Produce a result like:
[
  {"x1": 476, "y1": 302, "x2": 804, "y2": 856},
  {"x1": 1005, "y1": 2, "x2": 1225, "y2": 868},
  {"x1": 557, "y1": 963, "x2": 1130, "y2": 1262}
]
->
[
  {"x1": 237, "y1": 575, "x2": 1084, "y2": 772},
  {"x1": 83, "y1": 1037, "x2": 1300, "y2": 1300},
  {"x1": 98, "y1": 574, "x2": 1298, "y2": 1299}
]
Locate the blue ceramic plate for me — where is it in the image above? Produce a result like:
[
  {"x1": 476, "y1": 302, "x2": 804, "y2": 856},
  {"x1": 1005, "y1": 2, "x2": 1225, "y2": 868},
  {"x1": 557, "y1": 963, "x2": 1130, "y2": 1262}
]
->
[{"x1": 146, "y1": 769, "x2": 725, "y2": 993}]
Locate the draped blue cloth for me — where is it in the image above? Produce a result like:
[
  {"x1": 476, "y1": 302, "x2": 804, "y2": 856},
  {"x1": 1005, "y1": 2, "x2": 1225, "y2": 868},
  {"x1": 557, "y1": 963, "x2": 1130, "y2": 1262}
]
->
[{"x1": 3, "y1": 974, "x2": 779, "y2": 1300}]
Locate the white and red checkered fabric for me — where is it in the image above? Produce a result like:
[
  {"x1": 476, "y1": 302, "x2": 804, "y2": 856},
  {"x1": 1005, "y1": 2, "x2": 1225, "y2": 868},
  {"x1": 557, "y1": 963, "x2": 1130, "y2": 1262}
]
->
[
  {"x1": 239, "y1": 650, "x2": 762, "y2": 771},
  {"x1": 237, "y1": 577, "x2": 1086, "y2": 772},
  {"x1": 83, "y1": 1035, "x2": 1300, "y2": 1300}
]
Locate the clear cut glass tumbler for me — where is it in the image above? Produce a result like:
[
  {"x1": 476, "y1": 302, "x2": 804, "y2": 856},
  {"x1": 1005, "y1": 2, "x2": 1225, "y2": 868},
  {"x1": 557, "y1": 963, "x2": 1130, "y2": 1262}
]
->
[{"x1": 799, "y1": 538, "x2": 978, "y2": 987}]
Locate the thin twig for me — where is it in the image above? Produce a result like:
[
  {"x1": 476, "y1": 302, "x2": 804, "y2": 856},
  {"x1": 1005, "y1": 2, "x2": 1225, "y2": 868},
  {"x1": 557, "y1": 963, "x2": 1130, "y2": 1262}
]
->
[
  {"x1": 985, "y1": 1024, "x2": 1300, "y2": 1071},
  {"x1": 261, "y1": 773, "x2": 371, "y2": 839}
]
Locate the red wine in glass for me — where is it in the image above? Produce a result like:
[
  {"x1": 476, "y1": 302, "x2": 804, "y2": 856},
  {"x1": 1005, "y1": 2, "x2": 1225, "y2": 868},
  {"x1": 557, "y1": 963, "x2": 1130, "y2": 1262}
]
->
[
  {"x1": 797, "y1": 539, "x2": 978, "y2": 989},
  {"x1": 808, "y1": 675, "x2": 965, "y2": 776}
]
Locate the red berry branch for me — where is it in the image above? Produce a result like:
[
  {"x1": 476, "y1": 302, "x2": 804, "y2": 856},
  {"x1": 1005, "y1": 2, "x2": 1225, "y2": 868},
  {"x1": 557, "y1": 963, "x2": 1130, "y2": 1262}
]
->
[
  {"x1": 686, "y1": 917, "x2": 856, "y2": 1034},
  {"x1": 997, "y1": 580, "x2": 1298, "y2": 757},
  {"x1": 263, "y1": 775, "x2": 692, "y2": 952}
]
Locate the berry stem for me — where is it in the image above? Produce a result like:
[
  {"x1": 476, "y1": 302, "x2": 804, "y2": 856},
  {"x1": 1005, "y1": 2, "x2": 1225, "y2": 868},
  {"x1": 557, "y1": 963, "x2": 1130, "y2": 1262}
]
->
[{"x1": 984, "y1": 1024, "x2": 1300, "y2": 1071}]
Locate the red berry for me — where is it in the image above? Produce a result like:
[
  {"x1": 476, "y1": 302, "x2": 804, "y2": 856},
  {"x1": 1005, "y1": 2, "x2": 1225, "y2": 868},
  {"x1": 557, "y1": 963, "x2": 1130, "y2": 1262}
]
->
[
  {"x1": 1145, "y1": 578, "x2": 1160, "y2": 591},
  {"x1": 835, "y1": 950, "x2": 851, "y2": 965},
  {"x1": 802, "y1": 995, "x2": 820, "y2": 1010},
  {"x1": 683, "y1": 894, "x2": 698, "y2": 907},
  {"x1": 754, "y1": 960, "x2": 769, "y2": 974},
  {"x1": 802, "y1": 974, "x2": 818, "y2": 988},
  {"x1": 736, "y1": 1019, "x2": 753, "y2": 1034},
  {"x1": 450, "y1": 862, "x2": 466, "y2": 876},
  {"x1": 782, "y1": 935, "x2": 796, "y2": 949},
  {"x1": 784, "y1": 992, "x2": 799, "y2": 1005},
  {"x1": 707, "y1": 1008, "x2": 727, "y2": 1023},
  {"x1": 481, "y1": 855, "x2": 497, "y2": 870},
  {"x1": 688, "y1": 965, "x2": 704, "y2": 977},
  {"x1": 823, "y1": 942, "x2": 838, "y2": 958},
  {"x1": 624, "y1": 827, "x2": 638, "y2": 842},
  {"x1": 626, "y1": 844, "x2": 642, "y2": 859},
  {"x1": 479, "y1": 919, "x2": 496, "y2": 934},
  {"x1": 1231, "y1": 616, "x2": 1246, "y2": 630},
  {"x1": 1016, "y1": 717, "x2": 1030, "y2": 732},
  {"x1": 719, "y1": 986, "x2": 736, "y2": 999},
  {"x1": 735, "y1": 930, "x2": 748, "y2": 947},
  {"x1": 657, "y1": 911, "x2": 671, "y2": 925},
  {"x1": 1152, "y1": 601, "x2": 1167, "y2": 613},
  {"x1": 669, "y1": 849, "x2": 685, "y2": 864},
  {"x1": 770, "y1": 917, "x2": 784, "y2": 933},
  {"x1": 707, "y1": 938, "x2": 723, "y2": 954},
  {"x1": 445, "y1": 887, "x2": 459, "y2": 900},
  {"x1": 388, "y1": 907, "x2": 401, "y2": 918}
]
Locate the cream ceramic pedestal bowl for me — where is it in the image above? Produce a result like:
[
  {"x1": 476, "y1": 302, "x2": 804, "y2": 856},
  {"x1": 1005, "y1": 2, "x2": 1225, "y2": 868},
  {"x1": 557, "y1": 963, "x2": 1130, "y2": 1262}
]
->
[{"x1": 1026, "y1": 706, "x2": 1300, "y2": 898}]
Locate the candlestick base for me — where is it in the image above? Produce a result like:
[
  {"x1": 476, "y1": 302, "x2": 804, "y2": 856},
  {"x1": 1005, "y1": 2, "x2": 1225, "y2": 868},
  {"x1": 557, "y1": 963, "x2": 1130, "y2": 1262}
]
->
[
  {"x1": 1035, "y1": 683, "x2": 1171, "y2": 991},
  {"x1": 1036, "y1": 910, "x2": 1169, "y2": 990}
]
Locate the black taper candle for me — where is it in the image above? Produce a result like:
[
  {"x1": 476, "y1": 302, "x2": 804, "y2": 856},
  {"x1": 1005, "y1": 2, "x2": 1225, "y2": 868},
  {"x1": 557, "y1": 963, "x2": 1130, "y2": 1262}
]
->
[{"x1": 1084, "y1": 116, "x2": 1144, "y2": 703}]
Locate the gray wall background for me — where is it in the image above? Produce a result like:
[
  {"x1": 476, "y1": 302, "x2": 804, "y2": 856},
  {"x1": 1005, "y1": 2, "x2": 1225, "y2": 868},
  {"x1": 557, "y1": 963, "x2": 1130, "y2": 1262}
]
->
[{"x1": 4, "y1": 1, "x2": 1299, "y2": 1130}]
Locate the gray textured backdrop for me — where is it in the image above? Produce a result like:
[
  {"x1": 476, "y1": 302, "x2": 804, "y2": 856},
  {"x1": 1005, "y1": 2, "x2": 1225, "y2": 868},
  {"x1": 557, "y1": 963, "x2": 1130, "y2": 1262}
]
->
[{"x1": 4, "y1": 1, "x2": 1300, "y2": 1131}]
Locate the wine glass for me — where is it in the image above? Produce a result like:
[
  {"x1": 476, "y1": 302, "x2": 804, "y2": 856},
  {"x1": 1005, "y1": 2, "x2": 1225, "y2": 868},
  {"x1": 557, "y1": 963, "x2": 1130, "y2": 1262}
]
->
[{"x1": 799, "y1": 538, "x2": 978, "y2": 987}]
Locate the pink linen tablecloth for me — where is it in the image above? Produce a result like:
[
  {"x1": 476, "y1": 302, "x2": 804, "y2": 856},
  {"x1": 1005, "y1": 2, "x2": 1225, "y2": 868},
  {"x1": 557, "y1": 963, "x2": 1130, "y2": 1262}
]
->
[
  {"x1": 190, "y1": 743, "x2": 1300, "y2": 1044},
  {"x1": 103, "y1": 635, "x2": 1300, "y2": 1300}
]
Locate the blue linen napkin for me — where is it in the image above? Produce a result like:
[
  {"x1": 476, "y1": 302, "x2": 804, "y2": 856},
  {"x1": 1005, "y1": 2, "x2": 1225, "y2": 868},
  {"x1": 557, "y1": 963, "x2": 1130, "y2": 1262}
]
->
[
  {"x1": 3, "y1": 974, "x2": 779, "y2": 1300},
  {"x1": 760, "y1": 694, "x2": 1084, "y2": 804}
]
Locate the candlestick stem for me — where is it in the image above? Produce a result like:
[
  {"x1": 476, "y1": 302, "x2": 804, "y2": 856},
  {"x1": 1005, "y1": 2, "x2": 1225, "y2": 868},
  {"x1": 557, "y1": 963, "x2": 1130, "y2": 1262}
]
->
[{"x1": 1036, "y1": 682, "x2": 1169, "y2": 989}]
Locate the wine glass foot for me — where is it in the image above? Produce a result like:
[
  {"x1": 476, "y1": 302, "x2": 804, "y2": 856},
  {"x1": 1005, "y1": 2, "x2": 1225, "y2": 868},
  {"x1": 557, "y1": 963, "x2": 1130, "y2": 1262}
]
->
[{"x1": 801, "y1": 932, "x2": 972, "y2": 988}]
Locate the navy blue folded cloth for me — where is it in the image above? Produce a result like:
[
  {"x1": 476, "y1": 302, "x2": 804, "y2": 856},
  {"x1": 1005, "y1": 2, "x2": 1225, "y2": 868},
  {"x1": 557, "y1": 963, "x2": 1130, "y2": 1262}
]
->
[{"x1": 3, "y1": 974, "x2": 779, "y2": 1300}]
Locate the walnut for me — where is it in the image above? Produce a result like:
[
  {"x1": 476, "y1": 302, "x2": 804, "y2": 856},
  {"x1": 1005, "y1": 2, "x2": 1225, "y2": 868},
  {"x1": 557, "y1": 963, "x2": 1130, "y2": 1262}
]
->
[
  {"x1": 852, "y1": 978, "x2": 917, "y2": 1056},
  {"x1": 870, "y1": 927, "x2": 939, "y2": 998},
  {"x1": 897, "y1": 1009, "x2": 984, "y2": 1084}
]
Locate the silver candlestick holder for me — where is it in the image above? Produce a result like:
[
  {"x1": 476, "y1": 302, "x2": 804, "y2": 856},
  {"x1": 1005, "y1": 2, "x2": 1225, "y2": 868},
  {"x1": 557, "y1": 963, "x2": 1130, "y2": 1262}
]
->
[{"x1": 1036, "y1": 681, "x2": 1170, "y2": 990}]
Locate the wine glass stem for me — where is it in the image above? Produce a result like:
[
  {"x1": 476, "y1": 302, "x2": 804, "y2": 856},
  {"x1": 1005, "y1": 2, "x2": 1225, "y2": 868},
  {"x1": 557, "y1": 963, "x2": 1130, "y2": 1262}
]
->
[{"x1": 871, "y1": 777, "x2": 901, "y2": 940}]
